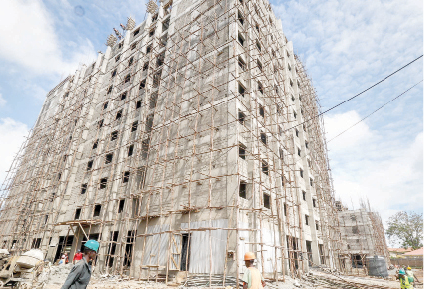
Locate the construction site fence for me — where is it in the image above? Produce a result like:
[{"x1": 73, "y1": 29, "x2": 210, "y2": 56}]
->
[{"x1": 390, "y1": 257, "x2": 423, "y2": 268}]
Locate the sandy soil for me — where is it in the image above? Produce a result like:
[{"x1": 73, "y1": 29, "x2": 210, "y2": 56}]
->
[{"x1": 24, "y1": 264, "x2": 424, "y2": 289}]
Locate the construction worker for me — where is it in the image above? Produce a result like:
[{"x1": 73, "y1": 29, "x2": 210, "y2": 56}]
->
[
  {"x1": 398, "y1": 269, "x2": 413, "y2": 289},
  {"x1": 72, "y1": 249, "x2": 83, "y2": 264},
  {"x1": 59, "y1": 252, "x2": 68, "y2": 265},
  {"x1": 61, "y1": 240, "x2": 99, "y2": 289},
  {"x1": 242, "y1": 252, "x2": 266, "y2": 289},
  {"x1": 405, "y1": 266, "x2": 419, "y2": 285}
]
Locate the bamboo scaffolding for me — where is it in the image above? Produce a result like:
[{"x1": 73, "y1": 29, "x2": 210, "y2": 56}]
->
[{"x1": 0, "y1": 0, "x2": 357, "y2": 286}]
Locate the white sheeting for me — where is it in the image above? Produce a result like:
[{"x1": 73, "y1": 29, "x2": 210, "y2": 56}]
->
[
  {"x1": 238, "y1": 222, "x2": 250, "y2": 271},
  {"x1": 142, "y1": 224, "x2": 170, "y2": 267},
  {"x1": 238, "y1": 222, "x2": 282, "y2": 273},
  {"x1": 260, "y1": 227, "x2": 282, "y2": 273},
  {"x1": 181, "y1": 219, "x2": 228, "y2": 274}
]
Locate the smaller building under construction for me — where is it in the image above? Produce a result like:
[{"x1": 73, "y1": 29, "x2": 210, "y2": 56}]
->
[{"x1": 336, "y1": 200, "x2": 390, "y2": 275}]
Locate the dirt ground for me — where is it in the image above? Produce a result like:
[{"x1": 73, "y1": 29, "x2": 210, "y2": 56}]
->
[{"x1": 29, "y1": 264, "x2": 424, "y2": 289}]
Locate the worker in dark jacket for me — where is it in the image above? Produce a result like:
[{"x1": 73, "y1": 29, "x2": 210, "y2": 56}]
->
[{"x1": 61, "y1": 240, "x2": 99, "y2": 289}]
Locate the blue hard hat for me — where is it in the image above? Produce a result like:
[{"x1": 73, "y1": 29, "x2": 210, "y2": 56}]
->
[
  {"x1": 399, "y1": 269, "x2": 405, "y2": 275},
  {"x1": 84, "y1": 239, "x2": 99, "y2": 252}
]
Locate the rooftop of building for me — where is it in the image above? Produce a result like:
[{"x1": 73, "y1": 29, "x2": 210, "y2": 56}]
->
[
  {"x1": 388, "y1": 247, "x2": 413, "y2": 253},
  {"x1": 403, "y1": 247, "x2": 423, "y2": 256}
]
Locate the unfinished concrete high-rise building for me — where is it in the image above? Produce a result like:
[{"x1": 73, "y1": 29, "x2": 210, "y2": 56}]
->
[{"x1": 0, "y1": 0, "x2": 348, "y2": 283}]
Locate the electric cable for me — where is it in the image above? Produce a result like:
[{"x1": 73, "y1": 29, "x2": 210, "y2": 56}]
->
[
  {"x1": 290, "y1": 80, "x2": 423, "y2": 167},
  {"x1": 288, "y1": 55, "x2": 423, "y2": 131},
  {"x1": 326, "y1": 80, "x2": 423, "y2": 143}
]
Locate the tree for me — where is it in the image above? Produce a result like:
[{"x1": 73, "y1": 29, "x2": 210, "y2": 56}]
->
[{"x1": 385, "y1": 211, "x2": 423, "y2": 249}]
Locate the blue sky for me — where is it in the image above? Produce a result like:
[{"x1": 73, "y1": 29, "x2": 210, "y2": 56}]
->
[{"x1": 0, "y1": 0, "x2": 423, "y2": 246}]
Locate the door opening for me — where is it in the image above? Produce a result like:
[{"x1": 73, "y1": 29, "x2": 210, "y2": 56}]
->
[{"x1": 180, "y1": 233, "x2": 191, "y2": 271}]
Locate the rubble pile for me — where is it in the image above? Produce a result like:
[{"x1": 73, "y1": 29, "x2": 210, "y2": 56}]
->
[{"x1": 0, "y1": 249, "x2": 45, "y2": 288}]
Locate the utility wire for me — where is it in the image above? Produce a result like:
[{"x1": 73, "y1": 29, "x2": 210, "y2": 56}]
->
[
  {"x1": 326, "y1": 80, "x2": 423, "y2": 143},
  {"x1": 290, "y1": 80, "x2": 422, "y2": 166},
  {"x1": 289, "y1": 54, "x2": 423, "y2": 131}
]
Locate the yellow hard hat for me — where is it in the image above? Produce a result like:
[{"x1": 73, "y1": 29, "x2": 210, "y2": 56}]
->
[
  {"x1": 407, "y1": 266, "x2": 411, "y2": 270},
  {"x1": 244, "y1": 252, "x2": 256, "y2": 260}
]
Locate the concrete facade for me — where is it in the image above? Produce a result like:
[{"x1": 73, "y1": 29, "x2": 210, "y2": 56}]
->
[{"x1": 0, "y1": 0, "x2": 346, "y2": 279}]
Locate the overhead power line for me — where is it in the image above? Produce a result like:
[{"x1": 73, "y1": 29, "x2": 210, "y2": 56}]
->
[
  {"x1": 326, "y1": 80, "x2": 423, "y2": 143},
  {"x1": 291, "y1": 80, "x2": 422, "y2": 166},
  {"x1": 290, "y1": 54, "x2": 423, "y2": 131}
]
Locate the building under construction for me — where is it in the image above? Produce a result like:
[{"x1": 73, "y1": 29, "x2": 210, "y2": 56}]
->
[
  {"x1": 0, "y1": 0, "x2": 349, "y2": 282},
  {"x1": 336, "y1": 201, "x2": 390, "y2": 274}
]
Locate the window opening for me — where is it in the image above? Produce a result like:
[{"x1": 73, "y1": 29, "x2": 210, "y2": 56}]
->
[
  {"x1": 239, "y1": 143, "x2": 247, "y2": 159},
  {"x1": 94, "y1": 204, "x2": 102, "y2": 217},
  {"x1": 118, "y1": 199, "x2": 125, "y2": 213},
  {"x1": 81, "y1": 184, "x2": 87, "y2": 194},
  {"x1": 238, "y1": 82, "x2": 245, "y2": 97},
  {"x1": 99, "y1": 179, "x2": 107, "y2": 189},
  {"x1": 116, "y1": 110, "x2": 122, "y2": 120},
  {"x1": 259, "y1": 104, "x2": 265, "y2": 117},
  {"x1": 123, "y1": 171, "x2": 130, "y2": 183},
  {"x1": 237, "y1": 32, "x2": 244, "y2": 46},
  {"x1": 263, "y1": 193, "x2": 270, "y2": 209},
  {"x1": 105, "y1": 153, "x2": 113, "y2": 164},
  {"x1": 260, "y1": 132, "x2": 267, "y2": 145},
  {"x1": 74, "y1": 208, "x2": 81, "y2": 220},
  {"x1": 128, "y1": 145, "x2": 134, "y2": 156},
  {"x1": 262, "y1": 160, "x2": 268, "y2": 175},
  {"x1": 238, "y1": 56, "x2": 246, "y2": 71},
  {"x1": 258, "y1": 82, "x2": 263, "y2": 94},
  {"x1": 238, "y1": 110, "x2": 245, "y2": 125},
  {"x1": 239, "y1": 181, "x2": 247, "y2": 199},
  {"x1": 131, "y1": 121, "x2": 138, "y2": 132}
]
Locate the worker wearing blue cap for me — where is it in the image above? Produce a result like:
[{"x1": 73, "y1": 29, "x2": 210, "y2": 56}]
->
[{"x1": 61, "y1": 239, "x2": 99, "y2": 289}]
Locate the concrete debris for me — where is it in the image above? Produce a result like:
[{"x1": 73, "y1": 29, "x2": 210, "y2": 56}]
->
[
  {"x1": 0, "y1": 250, "x2": 46, "y2": 288},
  {"x1": 16, "y1": 256, "x2": 42, "y2": 269},
  {"x1": 0, "y1": 249, "x2": 422, "y2": 289},
  {"x1": 22, "y1": 249, "x2": 44, "y2": 260}
]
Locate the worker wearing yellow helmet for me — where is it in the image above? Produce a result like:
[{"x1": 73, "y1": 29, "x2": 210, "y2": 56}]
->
[
  {"x1": 405, "y1": 266, "x2": 419, "y2": 285},
  {"x1": 242, "y1": 252, "x2": 266, "y2": 289}
]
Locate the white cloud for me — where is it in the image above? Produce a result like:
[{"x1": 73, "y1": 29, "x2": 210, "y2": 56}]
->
[
  {"x1": 273, "y1": 0, "x2": 423, "y2": 107},
  {"x1": 0, "y1": 118, "x2": 30, "y2": 187},
  {"x1": 0, "y1": 93, "x2": 5, "y2": 107},
  {"x1": 0, "y1": 0, "x2": 96, "y2": 76},
  {"x1": 324, "y1": 110, "x2": 374, "y2": 151},
  {"x1": 324, "y1": 111, "x2": 423, "y2": 223}
]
